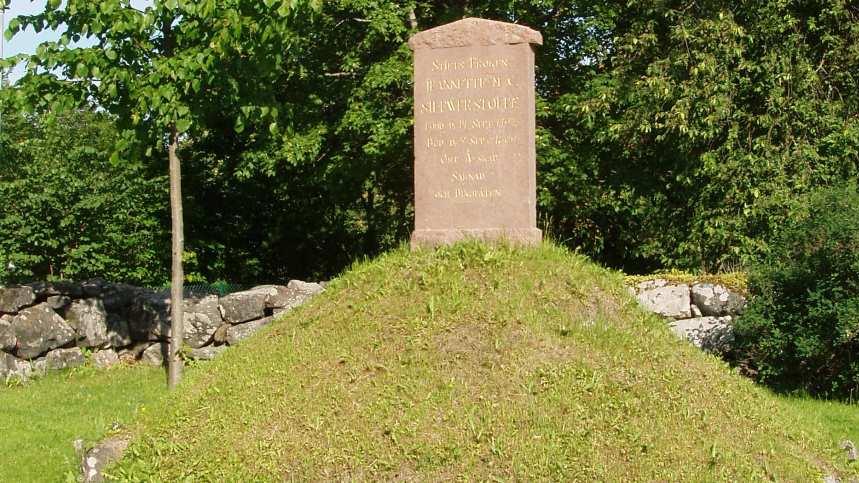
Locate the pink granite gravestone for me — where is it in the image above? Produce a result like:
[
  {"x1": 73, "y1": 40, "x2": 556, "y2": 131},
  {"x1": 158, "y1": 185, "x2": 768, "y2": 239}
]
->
[{"x1": 409, "y1": 18, "x2": 543, "y2": 248}]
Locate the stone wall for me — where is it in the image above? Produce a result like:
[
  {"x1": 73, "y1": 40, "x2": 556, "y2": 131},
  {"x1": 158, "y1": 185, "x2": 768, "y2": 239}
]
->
[
  {"x1": 629, "y1": 280, "x2": 747, "y2": 354},
  {"x1": 0, "y1": 280, "x2": 323, "y2": 383}
]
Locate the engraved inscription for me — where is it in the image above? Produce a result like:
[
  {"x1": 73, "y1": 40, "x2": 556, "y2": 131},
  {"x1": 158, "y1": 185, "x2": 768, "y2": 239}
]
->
[{"x1": 418, "y1": 55, "x2": 525, "y2": 203}]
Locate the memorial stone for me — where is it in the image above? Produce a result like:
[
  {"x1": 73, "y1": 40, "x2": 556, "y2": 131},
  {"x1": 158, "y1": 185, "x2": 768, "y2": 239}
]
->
[{"x1": 409, "y1": 18, "x2": 543, "y2": 248}]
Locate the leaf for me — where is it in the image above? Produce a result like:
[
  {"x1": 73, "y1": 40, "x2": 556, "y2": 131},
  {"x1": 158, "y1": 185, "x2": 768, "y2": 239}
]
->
[{"x1": 176, "y1": 118, "x2": 192, "y2": 133}]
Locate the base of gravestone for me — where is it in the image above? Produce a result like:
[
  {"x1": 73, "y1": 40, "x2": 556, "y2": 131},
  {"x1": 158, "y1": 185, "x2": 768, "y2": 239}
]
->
[{"x1": 410, "y1": 228, "x2": 542, "y2": 250}]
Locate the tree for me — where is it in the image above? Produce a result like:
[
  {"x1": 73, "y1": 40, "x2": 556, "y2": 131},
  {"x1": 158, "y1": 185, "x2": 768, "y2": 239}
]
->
[
  {"x1": 0, "y1": 109, "x2": 168, "y2": 285},
  {"x1": 4, "y1": 0, "x2": 317, "y2": 388}
]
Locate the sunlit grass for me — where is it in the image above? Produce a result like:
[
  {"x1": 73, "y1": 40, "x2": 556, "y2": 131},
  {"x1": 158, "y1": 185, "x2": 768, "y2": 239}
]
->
[
  {"x1": 0, "y1": 364, "x2": 166, "y2": 482},
  {"x1": 110, "y1": 242, "x2": 855, "y2": 480}
]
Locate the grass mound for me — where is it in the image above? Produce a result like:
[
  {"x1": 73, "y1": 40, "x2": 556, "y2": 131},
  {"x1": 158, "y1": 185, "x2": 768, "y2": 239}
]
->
[{"x1": 114, "y1": 242, "x2": 852, "y2": 480}]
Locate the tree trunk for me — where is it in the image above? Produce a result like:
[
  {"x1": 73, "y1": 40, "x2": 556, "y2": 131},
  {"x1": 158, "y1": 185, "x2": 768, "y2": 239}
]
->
[{"x1": 167, "y1": 125, "x2": 184, "y2": 389}]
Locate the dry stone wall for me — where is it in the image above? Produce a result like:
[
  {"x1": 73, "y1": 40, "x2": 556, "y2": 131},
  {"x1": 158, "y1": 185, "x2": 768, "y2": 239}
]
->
[
  {"x1": 630, "y1": 280, "x2": 747, "y2": 354},
  {"x1": 0, "y1": 279, "x2": 324, "y2": 383}
]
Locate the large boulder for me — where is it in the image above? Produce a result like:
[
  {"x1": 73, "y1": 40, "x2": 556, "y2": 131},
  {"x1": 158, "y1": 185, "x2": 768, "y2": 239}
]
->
[
  {"x1": 226, "y1": 317, "x2": 273, "y2": 345},
  {"x1": 691, "y1": 283, "x2": 747, "y2": 316},
  {"x1": 219, "y1": 290, "x2": 267, "y2": 324},
  {"x1": 12, "y1": 303, "x2": 76, "y2": 359},
  {"x1": 669, "y1": 316, "x2": 734, "y2": 354},
  {"x1": 46, "y1": 347, "x2": 86, "y2": 371},
  {"x1": 252, "y1": 280, "x2": 324, "y2": 313},
  {"x1": 634, "y1": 280, "x2": 691, "y2": 319},
  {"x1": 0, "y1": 286, "x2": 36, "y2": 314},
  {"x1": 65, "y1": 299, "x2": 109, "y2": 348},
  {"x1": 0, "y1": 314, "x2": 16, "y2": 352},
  {"x1": 0, "y1": 353, "x2": 32, "y2": 382},
  {"x1": 183, "y1": 295, "x2": 223, "y2": 348},
  {"x1": 127, "y1": 293, "x2": 171, "y2": 341}
]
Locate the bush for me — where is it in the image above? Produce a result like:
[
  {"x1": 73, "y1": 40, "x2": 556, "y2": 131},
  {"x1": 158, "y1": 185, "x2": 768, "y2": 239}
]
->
[{"x1": 734, "y1": 184, "x2": 859, "y2": 398}]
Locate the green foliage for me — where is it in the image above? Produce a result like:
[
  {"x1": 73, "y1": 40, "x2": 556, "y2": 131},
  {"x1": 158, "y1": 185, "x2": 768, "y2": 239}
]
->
[
  {"x1": 4, "y1": 1, "x2": 859, "y2": 283},
  {"x1": 0, "y1": 110, "x2": 168, "y2": 285},
  {"x1": 734, "y1": 184, "x2": 859, "y2": 398}
]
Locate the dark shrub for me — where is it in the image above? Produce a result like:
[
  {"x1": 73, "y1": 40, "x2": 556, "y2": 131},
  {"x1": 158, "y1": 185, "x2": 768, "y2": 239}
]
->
[{"x1": 734, "y1": 184, "x2": 859, "y2": 398}]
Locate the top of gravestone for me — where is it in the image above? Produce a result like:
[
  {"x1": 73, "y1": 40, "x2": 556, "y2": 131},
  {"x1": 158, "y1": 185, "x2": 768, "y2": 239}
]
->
[{"x1": 408, "y1": 18, "x2": 543, "y2": 50}]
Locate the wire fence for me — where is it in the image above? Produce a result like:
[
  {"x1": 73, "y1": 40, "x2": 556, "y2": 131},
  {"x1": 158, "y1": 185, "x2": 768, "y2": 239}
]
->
[{"x1": 147, "y1": 282, "x2": 248, "y2": 298}]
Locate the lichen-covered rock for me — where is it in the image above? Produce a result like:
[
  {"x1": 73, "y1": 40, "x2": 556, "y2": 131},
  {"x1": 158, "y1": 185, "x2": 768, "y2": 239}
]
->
[
  {"x1": 189, "y1": 345, "x2": 228, "y2": 361},
  {"x1": 65, "y1": 299, "x2": 109, "y2": 348},
  {"x1": 106, "y1": 314, "x2": 132, "y2": 349},
  {"x1": 140, "y1": 342, "x2": 167, "y2": 366},
  {"x1": 46, "y1": 347, "x2": 85, "y2": 371},
  {"x1": 46, "y1": 295, "x2": 71, "y2": 311},
  {"x1": 251, "y1": 280, "x2": 324, "y2": 313},
  {"x1": 12, "y1": 303, "x2": 76, "y2": 359},
  {"x1": 669, "y1": 316, "x2": 734, "y2": 354},
  {"x1": 183, "y1": 295, "x2": 223, "y2": 348},
  {"x1": 0, "y1": 286, "x2": 36, "y2": 314},
  {"x1": 80, "y1": 435, "x2": 130, "y2": 482},
  {"x1": 92, "y1": 349, "x2": 120, "y2": 369},
  {"x1": 26, "y1": 280, "x2": 83, "y2": 300},
  {"x1": 127, "y1": 293, "x2": 170, "y2": 341},
  {"x1": 101, "y1": 284, "x2": 145, "y2": 313},
  {"x1": 634, "y1": 280, "x2": 691, "y2": 319},
  {"x1": 226, "y1": 317, "x2": 272, "y2": 345},
  {"x1": 691, "y1": 283, "x2": 746, "y2": 316},
  {"x1": 0, "y1": 353, "x2": 32, "y2": 382},
  {"x1": 212, "y1": 323, "x2": 230, "y2": 344},
  {"x1": 31, "y1": 357, "x2": 48, "y2": 377},
  {"x1": 0, "y1": 314, "x2": 16, "y2": 352},
  {"x1": 219, "y1": 290, "x2": 267, "y2": 324}
]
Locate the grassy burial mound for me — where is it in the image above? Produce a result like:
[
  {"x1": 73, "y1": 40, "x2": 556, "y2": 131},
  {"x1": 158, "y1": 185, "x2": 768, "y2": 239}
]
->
[{"x1": 113, "y1": 243, "x2": 851, "y2": 480}]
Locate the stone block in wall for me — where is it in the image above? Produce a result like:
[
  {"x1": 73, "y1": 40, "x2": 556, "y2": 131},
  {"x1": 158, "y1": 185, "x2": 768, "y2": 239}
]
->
[
  {"x1": 81, "y1": 279, "x2": 107, "y2": 298},
  {"x1": 0, "y1": 286, "x2": 36, "y2": 314},
  {"x1": 65, "y1": 299, "x2": 110, "y2": 349},
  {"x1": 46, "y1": 347, "x2": 85, "y2": 371},
  {"x1": 102, "y1": 284, "x2": 146, "y2": 314},
  {"x1": 26, "y1": 281, "x2": 84, "y2": 300},
  {"x1": 141, "y1": 342, "x2": 168, "y2": 367},
  {"x1": 226, "y1": 316, "x2": 273, "y2": 345},
  {"x1": 183, "y1": 295, "x2": 223, "y2": 349},
  {"x1": 127, "y1": 293, "x2": 171, "y2": 341},
  {"x1": 92, "y1": 349, "x2": 120, "y2": 369},
  {"x1": 691, "y1": 283, "x2": 746, "y2": 316},
  {"x1": 0, "y1": 314, "x2": 16, "y2": 352},
  {"x1": 634, "y1": 280, "x2": 691, "y2": 319},
  {"x1": 106, "y1": 314, "x2": 132, "y2": 349},
  {"x1": 189, "y1": 345, "x2": 228, "y2": 361},
  {"x1": 219, "y1": 290, "x2": 267, "y2": 324},
  {"x1": 11, "y1": 303, "x2": 76, "y2": 359},
  {"x1": 250, "y1": 281, "x2": 324, "y2": 312},
  {"x1": 1, "y1": 352, "x2": 32, "y2": 382},
  {"x1": 669, "y1": 316, "x2": 734, "y2": 354},
  {"x1": 46, "y1": 295, "x2": 71, "y2": 311}
]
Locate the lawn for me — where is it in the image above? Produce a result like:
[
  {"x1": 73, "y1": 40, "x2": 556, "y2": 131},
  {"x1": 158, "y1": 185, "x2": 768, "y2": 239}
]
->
[{"x1": 1, "y1": 364, "x2": 166, "y2": 482}]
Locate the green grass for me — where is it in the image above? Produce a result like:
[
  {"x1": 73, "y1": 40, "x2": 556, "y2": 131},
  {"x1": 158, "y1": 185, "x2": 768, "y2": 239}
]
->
[
  {"x1": 0, "y1": 364, "x2": 165, "y2": 482},
  {"x1": 779, "y1": 395, "x2": 859, "y2": 448},
  {"x1": 112, "y1": 242, "x2": 857, "y2": 480}
]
